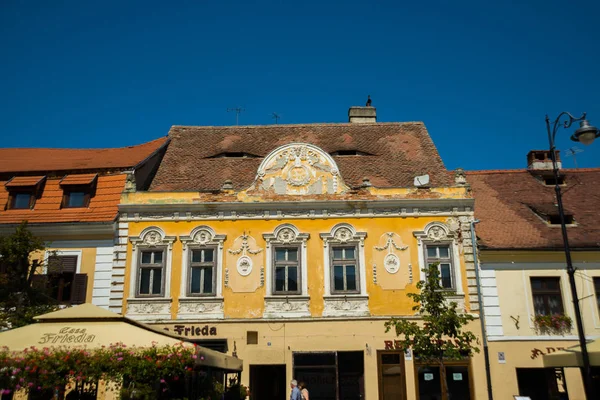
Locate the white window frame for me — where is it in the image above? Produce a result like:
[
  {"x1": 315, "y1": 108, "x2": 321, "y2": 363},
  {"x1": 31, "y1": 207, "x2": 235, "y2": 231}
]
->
[
  {"x1": 43, "y1": 249, "x2": 82, "y2": 274},
  {"x1": 320, "y1": 223, "x2": 367, "y2": 296},
  {"x1": 414, "y1": 222, "x2": 463, "y2": 294},
  {"x1": 264, "y1": 224, "x2": 309, "y2": 296},
  {"x1": 179, "y1": 226, "x2": 226, "y2": 299},
  {"x1": 128, "y1": 227, "x2": 176, "y2": 299}
]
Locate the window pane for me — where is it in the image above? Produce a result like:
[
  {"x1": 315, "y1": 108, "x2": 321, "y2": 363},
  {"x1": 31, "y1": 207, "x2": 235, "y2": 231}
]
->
[
  {"x1": 141, "y1": 252, "x2": 152, "y2": 264},
  {"x1": 152, "y1": 268, "x2": 162, "y2": 294},
  {"x1": 287, "y1": 248, "x2": 298, "y2": 262},
  {"x1": 68, "y1": 192, "x2": 86, "y2": 207},
  {"x1": 140, "y1": 269, "x2": 151, "y2": 294},
  {"x1": 595, "y1": 278, "x2": 600, "y2": 312},
  {"x1": 190, "y1": 267, "x2": 201, "y2": 293},
  {"x1": 531, "y1": 278, "x2": 543, "y2": 290},
  {"x1": 334, "y1": 265, "x2": 344, "y2": 291},
  {"x1": 14, "y1": 193, "x2": 31, "y2": 209},
  {"x1": 440, "y1": 264, "x2": 452, "y2": 288},
  {"x1": 154, "y1": 251, "x2": 163, "y2": 264},
  {"x1": 203, "y1": 267, "x2": 213, "y2": 294},
  {"x1": 346, "y1": 265, "x2": 357, "y2": 291},
  {"x1": 203, "y1": 249, "x2": 214, "y2": 262},
  {"x1": 191, "y1": 250, "x2": 202, "y2": 263},
  {"x1": 288, "y1": 267, "x2": 298, "y2": 292},
  {"x1": 344, "y1": 247, "x2": 355, "y2": 260},
  {"x1": 427, "y1": 246, "x2": 438, "y2": 258},
  {"x1": 548, "y1": 295, "x2": 563, "y2": 314},
  {"x1": 438, "y1": 246, "x2": 450, "y2": 258},
  {"x1": 275, "y1": 249, "x2": 287, "y2": 261},
  {"x1": 275, "y1": 267, "x2": 285, "y2": 292},
  {"x1": 333, "y1": 248, "x2": 343, "y2": 260}
]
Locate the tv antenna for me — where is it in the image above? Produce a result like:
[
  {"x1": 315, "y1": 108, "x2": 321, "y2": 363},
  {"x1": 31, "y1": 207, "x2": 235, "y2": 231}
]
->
[
  {"x1": 564, "y1": 146, "x2": 583, "y2": 169},
  {"x1": 272, "y1": 112, "x2": 281, "y2": 124},
  {"x1": 227, "y1": 107, "x2": 245, "y2": 125}
]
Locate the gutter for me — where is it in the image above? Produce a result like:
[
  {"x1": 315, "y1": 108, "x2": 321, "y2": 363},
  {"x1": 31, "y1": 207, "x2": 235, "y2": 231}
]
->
[{"x1": 471, "y1": 219, "x2": 494, "y2": 400}]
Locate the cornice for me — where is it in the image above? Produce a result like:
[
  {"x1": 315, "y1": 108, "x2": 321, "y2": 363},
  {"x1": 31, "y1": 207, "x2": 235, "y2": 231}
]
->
[{"x1": 0, "y1": 222, "x2": 114, "y2": 237}]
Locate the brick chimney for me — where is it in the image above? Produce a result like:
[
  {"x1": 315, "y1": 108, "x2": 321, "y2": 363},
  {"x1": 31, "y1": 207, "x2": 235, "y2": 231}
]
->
[
  {"x1": 348, "y1": 106, "x2": 376, "y2": 123},
  {"x1": 527, "y1": 150, "x2": 562, "y2": 171}
]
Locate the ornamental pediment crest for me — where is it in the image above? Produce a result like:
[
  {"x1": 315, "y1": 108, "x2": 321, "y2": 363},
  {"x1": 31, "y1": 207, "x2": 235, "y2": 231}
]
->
[{"x1": 253, "y1": 143, "x2": 348, "y2": 195}]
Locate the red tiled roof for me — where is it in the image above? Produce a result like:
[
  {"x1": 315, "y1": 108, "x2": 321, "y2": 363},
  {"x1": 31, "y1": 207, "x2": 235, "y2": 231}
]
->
[
  {"x1": 467, "y1": 169, "x2": 600, "y2": 250},
  {"x1": 0, "y1": 137, "x2": 168, "y2": 174},
  {"x1": 0, "y1": 174, "x2": 127, "y2": 224},
  {"x1": 150, "y1": 123, "x2": 451, "y2": 191}
]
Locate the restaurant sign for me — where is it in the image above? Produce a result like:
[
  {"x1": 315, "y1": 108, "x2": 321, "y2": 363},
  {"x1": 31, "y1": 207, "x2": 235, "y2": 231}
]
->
[
  {"x1": 163, "y1": 324, "x2": 218, "y2": 337},
  {"x1": 530, "y1": 346, "x2": 565, "y2": 360},
  {"x1": 38, "y1": 327, "x2": 96, "y2": 345}
]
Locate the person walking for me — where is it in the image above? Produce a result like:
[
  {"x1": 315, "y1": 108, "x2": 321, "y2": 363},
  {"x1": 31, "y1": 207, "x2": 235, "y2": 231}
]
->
[
  {"x1": 298, "y1": 382, "x2": 309, "y2": 400},
  {"x1": 290, "y1": 380, "x2": 301, "y2": 400}
]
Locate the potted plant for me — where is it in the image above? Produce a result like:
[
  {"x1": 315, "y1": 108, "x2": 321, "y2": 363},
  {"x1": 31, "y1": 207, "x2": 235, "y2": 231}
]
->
[{"x1": 533, "y1": 314, "x2": 573, "y2": 335}]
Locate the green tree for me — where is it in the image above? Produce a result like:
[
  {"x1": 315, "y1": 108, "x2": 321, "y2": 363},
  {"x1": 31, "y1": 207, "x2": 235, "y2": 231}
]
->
[
  {"x1": 385, "y1": 264, "x2": 480, "y2": 398},
  {"x1": 0, "y1": 221, "x2": 58, "y2": 329}
]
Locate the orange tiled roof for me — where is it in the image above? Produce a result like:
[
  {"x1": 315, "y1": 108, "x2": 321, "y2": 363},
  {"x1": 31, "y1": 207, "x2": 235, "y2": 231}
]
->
[
  {"x1": 467, "y1": 168, "x2": 600, "y2": 250},
  {"x1": 0, "y1": 174, "x2": 126, "y2": 224},
  {"x1": 60, "y1": 174, "x2": 98, "y2": 186},
  {"x1": 5, "y1": 176, "x2": 46, "y2": 187},
  {"x1": 0, "y1": 137, "x2": 168, "y2": 174}
]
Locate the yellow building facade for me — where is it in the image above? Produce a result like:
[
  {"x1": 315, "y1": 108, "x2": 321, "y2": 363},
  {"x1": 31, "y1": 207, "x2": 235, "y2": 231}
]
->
[{"x1": 113, "y1": 112, "x2": 488, "y2": 400}]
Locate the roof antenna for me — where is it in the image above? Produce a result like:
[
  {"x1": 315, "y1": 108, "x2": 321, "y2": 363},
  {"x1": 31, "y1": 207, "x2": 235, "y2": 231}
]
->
[
  {"x1": 272, "y1": 112, "x2": 281, "y2": 124},
  {"x1": 227, "y1": 107, "x2": 245, "y2": 125},
  {"x1": 366, "y1": 95, "x2": 372, "y2": 107},
  {"x1": 564, "y1": 146, "x2": 583, "y2": 169}
]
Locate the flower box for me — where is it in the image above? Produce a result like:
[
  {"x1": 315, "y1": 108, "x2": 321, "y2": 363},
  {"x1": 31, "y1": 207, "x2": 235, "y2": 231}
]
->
[{"x1": 533, "y1": 314, "x2": 573, "y2": 335}]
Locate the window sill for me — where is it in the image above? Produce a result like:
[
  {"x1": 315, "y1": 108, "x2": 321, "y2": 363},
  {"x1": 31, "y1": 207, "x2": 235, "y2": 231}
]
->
[
  {"x1": 177, "y1": 297, "x2": 224, "y2": 320},
  {"x1": 264, "y1": 296, "x2": 311, "y2": 318},
  {"x1": 126, "y1": 298, "x2": 172, "y2": 321},
  {"x1": 323, "y1": 295, "x2": 369, "y2": 317}
]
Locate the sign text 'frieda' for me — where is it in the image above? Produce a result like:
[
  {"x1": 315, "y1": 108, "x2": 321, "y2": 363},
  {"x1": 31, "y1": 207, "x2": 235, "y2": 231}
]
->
[
  {"x1": 164, "y1": 325, "x2": 217, "y2": 337},
  {"x1": 38, "y1": 327, "x2": 96, "y2": 345}
]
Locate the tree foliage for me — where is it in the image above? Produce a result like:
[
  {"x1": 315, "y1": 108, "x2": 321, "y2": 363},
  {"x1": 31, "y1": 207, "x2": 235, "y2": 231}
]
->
[
  {"x1": 0, "y1": 221, "x2": 59, "y2": 329},
  {"x1": 384, "y1": 264, "x2": 480, "y2": 362}
]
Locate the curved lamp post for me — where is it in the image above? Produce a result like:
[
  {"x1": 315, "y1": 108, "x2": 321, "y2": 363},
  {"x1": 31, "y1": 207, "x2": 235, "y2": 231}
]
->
[{"x1": 545, "y1": 112, "x2": 600, "y2": 399}]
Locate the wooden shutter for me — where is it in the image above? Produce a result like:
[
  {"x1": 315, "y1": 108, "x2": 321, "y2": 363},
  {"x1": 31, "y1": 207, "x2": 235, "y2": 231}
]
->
[
  {"x1": 47, "y1": 255, "x2": 77, "y2": 274},
  {"x1": 71, "y1": 273, "x2": 88, "y2": 304}
]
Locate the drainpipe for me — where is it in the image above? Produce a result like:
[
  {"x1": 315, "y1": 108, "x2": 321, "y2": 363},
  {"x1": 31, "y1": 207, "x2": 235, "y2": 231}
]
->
[{"x1": 471, "y1": 220, "x2": 494, "y2": 400}]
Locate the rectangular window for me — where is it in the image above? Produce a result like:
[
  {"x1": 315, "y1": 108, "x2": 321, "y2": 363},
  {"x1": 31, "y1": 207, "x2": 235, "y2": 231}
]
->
[
  {"x1": 62, "y1": 186, "x2": 91, "y2": 208},
  {"x1": 531, "y1": 277, "x2": 564, "y2": 316},
  {"x1": 273, "y1": 246, "x2": 300, "y2": 294},
  {"x1": 46, "y1": 255, "x2": 87, "y2": 304},
  {"x1": 189, "y1": 247, "x2": 216, "y2": 296},
  {"x1": 595, "y1": 278, "x2": 600, "y2": 314},
  {"x1": 331, "y1": 245, "x2": 359, "y2": 294},
  {"x1": 138, "y1": 249, "x2": 165, "y2": 297},
  {"x1": 424, "y1": 244, "x2": 454, "y2": 289}
]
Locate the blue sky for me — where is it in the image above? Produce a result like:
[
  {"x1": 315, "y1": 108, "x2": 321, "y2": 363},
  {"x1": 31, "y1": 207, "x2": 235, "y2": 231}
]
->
[{"x1": 1, "y1": 0, "x2": 599, "y2": 170}]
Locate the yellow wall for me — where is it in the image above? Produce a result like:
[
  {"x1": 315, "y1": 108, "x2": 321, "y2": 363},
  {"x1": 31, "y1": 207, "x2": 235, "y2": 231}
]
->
[{"x1": 124, "y1": 216, "x2": 471, "y2": 319}]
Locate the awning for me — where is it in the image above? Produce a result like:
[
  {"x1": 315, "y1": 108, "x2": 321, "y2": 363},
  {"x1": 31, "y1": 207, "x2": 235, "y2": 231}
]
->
[
  {"x1": 543, "y1": 340, "x2": 600, "y2": 367},
  {"x1": 5, "y1": 176, "x2": 46, "y2": 187},
  {"x1": 59, "y1": 173, "x2": 98, "y2": 186},
  {"x1": 0, "y1": 304, "x2": 243, "y2": 372}
]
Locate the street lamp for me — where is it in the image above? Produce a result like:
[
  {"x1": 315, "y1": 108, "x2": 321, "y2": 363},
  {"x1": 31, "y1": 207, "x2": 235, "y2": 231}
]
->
[{"x1": 545, "y1": 112, "x2": 600, "y2": 400}]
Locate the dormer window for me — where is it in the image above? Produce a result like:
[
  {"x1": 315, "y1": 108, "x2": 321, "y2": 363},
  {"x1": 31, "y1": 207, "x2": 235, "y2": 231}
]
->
[
  {"x1": 60, "y1": 174, "x2": 97, "y2": 209},
  {"x1": 330, "y1": 150, "x2": 371, "y2": 156},
  {"x1": 529, "y1": 204, "x2": 576, "y2": 226},
  {"x1": 543, "y1": 176, "x2": 565, "y2": 186},
  {"x1": 5, "y1": 176, "x2": 45, "y2": 210}
]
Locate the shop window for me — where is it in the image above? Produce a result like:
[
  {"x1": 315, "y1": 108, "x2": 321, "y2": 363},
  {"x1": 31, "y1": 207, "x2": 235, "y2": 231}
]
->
[
  {"x1": 331, "y1": 246, "x2": 359, "y2": 294},
  {"x1": 415, "y1": 361, "x2": 471, "y2": 400},
  {"x1": 424, "y1": 244, "x2": 454, "y2": 289},
  {"x1": 273, "y1": 246, "x2": 301, "y2": 294},
  {"x1": 188, "y1": 247, "x2": 216, "y2": 296},
  {"x1": 137, "y1": 249, "x2": 165, "y2": 297},
  {"x1": 516, "y1": 367, "x2": 568, "y2": 400},
  {"x1": 531, "y1": 277, "x2": 564, "y2": 316}
]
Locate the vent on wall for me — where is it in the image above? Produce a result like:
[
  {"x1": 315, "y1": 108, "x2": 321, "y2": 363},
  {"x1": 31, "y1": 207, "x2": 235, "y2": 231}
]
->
[{"x1": 247, "y1": 331, "x2": 258, "y2": 345}]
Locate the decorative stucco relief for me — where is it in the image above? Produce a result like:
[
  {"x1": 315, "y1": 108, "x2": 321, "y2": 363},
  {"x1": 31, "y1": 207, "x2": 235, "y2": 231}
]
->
[
  {"x1": 263, "y1": 296, "x2": 311, "y2": 318},
  {"x1": 251, "y1": 143, "x2": 349, "y2": 195},
  {"x1": 126, "y1": 298, "x2": 172, "y2": 322},
  {"x1": 177, "y1": 298, "x2": 224, "y2": 320},
  {"x1": 322, "y1": 296, "x2": 370, "y2": 317},
  {"x1": 372, "y1": 233, "x2": 412, "y2": 290},
  {"x1": 225, "y1": 233, "x2": 263, "y2": 293}
]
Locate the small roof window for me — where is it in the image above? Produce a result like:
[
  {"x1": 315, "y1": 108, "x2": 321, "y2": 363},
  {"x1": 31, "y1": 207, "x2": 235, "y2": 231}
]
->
[
  {"x1": 207, "y1": 152, "x2": 261, "y2": 159},
  {"x1": 330, "y1": 150, "x2": 372, "y2": 156},
  {"x1": 4, "y1": 176, "x2": 46, "y2": 210},
  {"x1": 59, "y1": 174, "x2": 97, "y2": 208}
]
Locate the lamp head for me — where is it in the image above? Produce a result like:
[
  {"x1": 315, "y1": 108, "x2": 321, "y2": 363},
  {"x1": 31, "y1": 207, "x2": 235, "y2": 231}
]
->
[{"x1": 571, "y1": 119, "x2": 600, "y2": 145}]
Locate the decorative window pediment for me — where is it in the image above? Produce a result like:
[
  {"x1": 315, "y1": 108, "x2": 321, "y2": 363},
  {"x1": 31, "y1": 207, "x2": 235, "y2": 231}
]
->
[
  {"x1": 130, "y1": 227, "x2": 176, "y2": 250},
  {"x1": 180, "y1": 226, "x2": 226, "y2": 249},
  {"x1": 413, "y1": 222, "x2": 455, "y2": 242}
]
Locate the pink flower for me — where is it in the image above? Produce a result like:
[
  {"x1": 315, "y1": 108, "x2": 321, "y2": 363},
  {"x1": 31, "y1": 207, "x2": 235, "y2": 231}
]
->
[
  {"x1": 117, "y1": 357, "x2": 123, "y2": 361},
  {"x1": 192, "y1": 355, "x2": 197, "y2": 359},
  {"x1": 160, "y1": 379, "x2": 166, "y2": 383}
]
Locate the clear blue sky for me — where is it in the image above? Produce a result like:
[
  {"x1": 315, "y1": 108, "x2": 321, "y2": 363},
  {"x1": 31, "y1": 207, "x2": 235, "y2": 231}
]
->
[{"x1": 2, "y1": 0, "x2": 599, "y2": 170}]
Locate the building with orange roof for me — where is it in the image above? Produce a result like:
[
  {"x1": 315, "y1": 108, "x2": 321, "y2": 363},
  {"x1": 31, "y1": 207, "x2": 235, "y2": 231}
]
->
[
  {"x1": 0, "y1": 137, "x2": 169, "y2": 308},
  {"x1": 114, "y1": 105, "x2": 488, "y2": 400},
  {"x1": 467, "y1": 150, "x2": 600, "y2": 399}
]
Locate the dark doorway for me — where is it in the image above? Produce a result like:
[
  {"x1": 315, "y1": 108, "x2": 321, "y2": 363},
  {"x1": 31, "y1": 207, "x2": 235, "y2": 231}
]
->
[
  {"x1": 338, "y1": 351, "x2": 364, "y2": 400},
  {"x1": 250, "y1": 364, "x2": 286, "y2": 400},
  {"x1": 516, "y1": 368, "x2": 568, "y2": 400}
]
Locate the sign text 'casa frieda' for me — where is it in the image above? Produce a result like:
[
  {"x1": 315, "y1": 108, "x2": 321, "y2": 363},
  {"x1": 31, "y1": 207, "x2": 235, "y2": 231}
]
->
[{"x1": 38, "y1": 327, "x2": 96, "y2": 345}]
